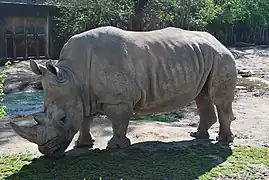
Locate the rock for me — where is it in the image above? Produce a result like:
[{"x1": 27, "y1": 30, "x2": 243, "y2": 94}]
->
[
  {"x1": 248, "y1": 164, "x2": 269, "y2": 178},
  {"x1": 236, "y1": 86, "x2": 247, "y2": 90},
  {"x1": 238, "y1": 69, "x2": 254, "y2": 77},
  {"x1": 246, "y1": 77, "x2": 269, "y2": 85},
  {"x1": 29, "y1": 80, "x2": 43, "y2": 90},
  {"x1": 234, "y1": 42, "x2": 255, "y2": 47},
  {"x1": 229, "y1": 49, "x2": 246, "y2": 59}
]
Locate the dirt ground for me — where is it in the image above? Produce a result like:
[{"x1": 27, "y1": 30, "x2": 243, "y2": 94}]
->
[{"x1": 0, "y1": 46, "x2": 269, "y2": 157}]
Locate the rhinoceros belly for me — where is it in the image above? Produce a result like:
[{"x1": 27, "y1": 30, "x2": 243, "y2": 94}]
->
[
  {"x1": 133, "y1": 88, "x2": 198, "y2": 115},
  {"x1": 133, "y1": 64, "x2": 206, "y2": 115}
]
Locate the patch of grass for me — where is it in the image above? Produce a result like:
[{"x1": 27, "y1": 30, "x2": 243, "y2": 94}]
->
[
  {"x1": 132, "y1": 114, "x2": 178, "y2": 123},
  {"x1": 200, "y1": 146, "x2": 269, "y2": 179},
  {"x1": 0, "y1": 153, "x2": 34, "y2": 179},
  {"x1": 0, "y1": 143, "x2": 268, "y2": 180}
]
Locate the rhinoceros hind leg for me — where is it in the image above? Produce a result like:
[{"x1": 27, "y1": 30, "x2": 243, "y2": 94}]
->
[
  {"x1": 103, "y1": 103, "x2": 132, "y2": 149},
  {"x1": 210, "y1": 62, "x2": 236, "y2": 143},
  {"x1": 190, "y1": 91, "x2": 217, "y2": 139},
  {"x1": 215, "y1": 102, "x2": 235, "y2": 143},
  {"x1": 74, "y1": 116, "x2": 95, "y2": 148}
]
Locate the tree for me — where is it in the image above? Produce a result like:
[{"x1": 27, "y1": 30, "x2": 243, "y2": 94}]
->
[{"x1": 46, "y1": 0, "x2": 269, "y2": 52}]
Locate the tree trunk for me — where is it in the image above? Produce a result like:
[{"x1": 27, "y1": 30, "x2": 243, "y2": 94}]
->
[{"x1": 128, "y1": 0, "x2": 149, "y2": 31}]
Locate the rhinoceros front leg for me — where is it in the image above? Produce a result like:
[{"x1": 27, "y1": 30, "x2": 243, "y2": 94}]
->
[
  {"x1": 74, "y1": 116, "x2": 95, "y2": 148},
  {"x1": 103, "y1": 103, "x2": 132, "y2": 149}
]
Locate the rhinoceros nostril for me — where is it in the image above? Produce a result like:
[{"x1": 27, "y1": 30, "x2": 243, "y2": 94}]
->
[{"x1": 38, "y1": 146, "x2": 49, "y2": 155}]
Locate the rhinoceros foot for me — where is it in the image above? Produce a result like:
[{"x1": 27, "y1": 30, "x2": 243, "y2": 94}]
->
[
  {"x1": 190, "y1": 131, "x2": 210, "y2": 139},
  {"x1": 107, "y1": 135, "x2": 131, "y2": 149},
  {"x1": 74, "y1": 134, "x2": 95, "y2": 149},
  {"x1": 216, "y1": 133, "x2": 234, "y2": 143}
]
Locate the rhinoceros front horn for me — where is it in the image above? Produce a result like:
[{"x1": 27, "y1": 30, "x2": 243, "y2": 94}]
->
[{"x1": 10, "y1": 122, "x2": 39, "y2": 144}]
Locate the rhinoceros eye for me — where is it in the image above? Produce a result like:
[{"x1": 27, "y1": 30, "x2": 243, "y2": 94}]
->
[{"x1": 60, "y1": 116, "x2": 66, "y2": 123}]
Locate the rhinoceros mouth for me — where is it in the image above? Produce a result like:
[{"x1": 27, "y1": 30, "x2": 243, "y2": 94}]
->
[{"x1": 39, "y1": 137, "x2": 70, "y2": 156}]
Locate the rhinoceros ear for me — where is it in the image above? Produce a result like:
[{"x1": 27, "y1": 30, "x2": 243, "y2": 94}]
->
[
  {"x1": 30, "y1": 60, "x2": 47, "y2": 75},
  {"x1": 46, "y1": 61, "x2": 58, "y2": 76},
  {"x1": 46, "y1": 61, "x2": 67, "y2": 83}
]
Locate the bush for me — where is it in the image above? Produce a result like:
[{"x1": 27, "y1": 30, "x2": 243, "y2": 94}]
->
[
  {"x1": 46, "y1": 0, "x2": 135, "y2": 58},
  {"x1": 0, "y1": 61, "x2": 10, "y2": 117}
]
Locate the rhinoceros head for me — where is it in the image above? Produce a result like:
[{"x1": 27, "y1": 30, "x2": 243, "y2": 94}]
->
[{"x1": 10, "y1": 60, "x2": 84, "y2": 157}]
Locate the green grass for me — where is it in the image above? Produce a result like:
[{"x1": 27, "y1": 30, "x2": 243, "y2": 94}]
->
[
  {"x1": 0, "y1": 142, "x2": 268, "y2": 180},
  {"x1": 132, "y1": 114, "x2": 178, "y2": 122},
  {"x1": 200, "y1": 146, "x2": 269, "y2": 179}
]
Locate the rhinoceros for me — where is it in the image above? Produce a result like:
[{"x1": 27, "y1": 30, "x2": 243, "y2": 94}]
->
[{"x1": 10, "y1": 26, "x2": 237, "y2": 157}]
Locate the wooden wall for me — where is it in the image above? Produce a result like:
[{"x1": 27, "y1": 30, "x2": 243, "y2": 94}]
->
[{"x1": 3, "y1": 15, "x2": 49, "y2": 60}]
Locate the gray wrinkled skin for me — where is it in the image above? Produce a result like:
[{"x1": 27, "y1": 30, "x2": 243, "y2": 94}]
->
[{"x1": 10, "y1": 26, "x2": 237, "y2": 157}]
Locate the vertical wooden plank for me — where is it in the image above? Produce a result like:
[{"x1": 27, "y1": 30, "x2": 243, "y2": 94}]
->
[
  {"x1": 231, "y1": 26, "x2": 234, "y2": 45},
  {"x1": 12, "y1": 16, "x2": 16, "y2": 60},
  {"x1": 35, "y1": 17, "x2": 38, "y2": 59},
  {"x1": 36, "y1": 37, "x2": 39, "y2": 59},
  {"x1": 4, "y1": 33, "x2": 7, "y2": 60},
  {"x1": 49, "y1": 15, "x2": 53, "y2": 59},
  {"x1": 24, "y1": 16, "x2": 27, "y2": 59},
  {"x1": 0, "y1": 15, "x2": 4, "y2": 62},
  {"x1": 45, "y1": 14, "x2": 50, "y2": 59},
  {"x1": 262, "y1": 28, "x2": 265, "y2": 44},
  {"x1": 3, "y1": 17, "x2": 7, "y2": 60},
  {"x1": 233, "y1": 26, "x2": 234, "y2": 44}
]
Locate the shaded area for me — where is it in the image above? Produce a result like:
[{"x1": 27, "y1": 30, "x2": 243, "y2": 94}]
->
[
  {"x1": 4, "y1": 140, "x2": 232, "y2": 180},
  {"x1": 0, "y1": 117, "x2": 18, "y2": 146},
  {"x1": 132, "y1": 102, "x2": 199, "y2": 125},
  {"x1": 0, "y1": 115, "x2": 38, "y2": 148},
  {"x1": 2, "y1": 60, "x2": 57, "y2": 94},
  {"x1": 4, "y1": 70, "x2": 42, "y2": 94}
]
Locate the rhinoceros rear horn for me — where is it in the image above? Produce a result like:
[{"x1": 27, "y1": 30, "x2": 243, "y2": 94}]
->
[{"x1": 10, "y1": 122, "x2": 39, "y2": 145}]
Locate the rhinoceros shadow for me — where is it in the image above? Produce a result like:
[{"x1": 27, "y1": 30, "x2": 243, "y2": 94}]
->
[{"x1": 6, "y1": 139, "x2": 232, "y2": 180}]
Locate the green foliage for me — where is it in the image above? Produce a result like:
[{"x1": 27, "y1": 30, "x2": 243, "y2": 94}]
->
[
  {"x1": 46, "y1": 0, "x2": 135, "y2": 57},
  {"x1": 54, "y1": 0, "x2": 134, "y2": 38},
  {"x1": 0, "y1": 61, "x2": 10, "y2": 117},
  {"x1": 193, "y1": 0, "x2": 269, "y2": 31},
  {"x1": 133, "y1": 114, "x2": 178, "y2": 122},
  {"x1": 45, "y1": 0, "x2": 269, "y2": 53}
]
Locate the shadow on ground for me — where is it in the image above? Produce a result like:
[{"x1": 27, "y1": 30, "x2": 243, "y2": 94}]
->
[
  {"x1": 4, "y1": 71, "x2": 42, "y2": 94},
  {"x1": 0, "y1": 117, "x2": 18, "y2": 146},
  {"x1": 132, "y1": 102, "x2": 199, "y2": 124},
  {"x1": 6, "y1": 139, "x2": 232, "y2": 180}
]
